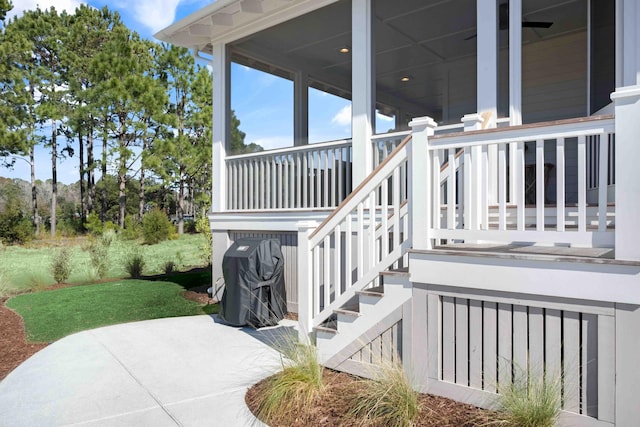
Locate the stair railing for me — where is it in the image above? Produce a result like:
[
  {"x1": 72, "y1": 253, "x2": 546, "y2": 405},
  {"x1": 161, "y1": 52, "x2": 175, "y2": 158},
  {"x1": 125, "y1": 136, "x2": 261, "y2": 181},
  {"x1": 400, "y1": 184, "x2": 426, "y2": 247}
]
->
[{"x1": 297, "y1": 134, "x2": 414, "y2": 340}]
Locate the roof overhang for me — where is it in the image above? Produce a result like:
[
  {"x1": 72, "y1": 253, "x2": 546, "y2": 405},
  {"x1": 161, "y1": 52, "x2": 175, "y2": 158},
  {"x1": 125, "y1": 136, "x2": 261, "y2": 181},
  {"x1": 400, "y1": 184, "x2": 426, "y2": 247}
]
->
[{"x1": 154, "y1": 0, "x2": 340, "y2": 55}]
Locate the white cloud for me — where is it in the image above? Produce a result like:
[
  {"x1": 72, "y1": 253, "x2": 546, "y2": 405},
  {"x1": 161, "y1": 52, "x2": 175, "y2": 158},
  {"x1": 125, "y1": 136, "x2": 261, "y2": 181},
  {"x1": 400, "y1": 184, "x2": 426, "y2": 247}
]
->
[
  {"x1": 331, "y1": 105, "x2": 351, "y2": 127},
  {"x1": 376, "y1": 111, "x2": 394, "y2": 122},
  {"x1": 125, "y1": 0, "x2": 182, "y2": 34},
  {"x1": 247, "y1": 136, "x2": 293, "y2": 151},
  {"x1": 6, "y1": 0, "x2": 85, "y2": 20}
]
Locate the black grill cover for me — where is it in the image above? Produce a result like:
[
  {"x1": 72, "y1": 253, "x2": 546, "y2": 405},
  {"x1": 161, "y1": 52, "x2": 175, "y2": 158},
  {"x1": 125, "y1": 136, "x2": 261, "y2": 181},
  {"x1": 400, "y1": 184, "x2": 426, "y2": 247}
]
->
[{"x1": 219, "y1": 238, "x2": 287, "y2": 328}]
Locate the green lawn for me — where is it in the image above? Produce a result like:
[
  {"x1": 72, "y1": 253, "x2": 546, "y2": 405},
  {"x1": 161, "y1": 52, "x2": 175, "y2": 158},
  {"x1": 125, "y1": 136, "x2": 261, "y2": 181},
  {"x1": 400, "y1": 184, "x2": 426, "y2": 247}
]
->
[
  {"x1": 0, "y1": 234, "x2": 207, "y2": 295},
  {"x1": 7, "y1": 278, "x2": 218, "y2": 343}
]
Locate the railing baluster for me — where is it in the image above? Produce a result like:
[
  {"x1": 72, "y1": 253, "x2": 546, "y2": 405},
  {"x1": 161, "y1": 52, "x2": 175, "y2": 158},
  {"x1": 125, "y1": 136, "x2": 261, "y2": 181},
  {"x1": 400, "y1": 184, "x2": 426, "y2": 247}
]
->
[
  {"x1": 381, "y1": 175, "x2": 389, "y2": 258},
  {"x1": 334, "y1": 224, "x2": 341, "y2": 297},
  {"x1": 536, "y1": 139, "x2": 545, "y2": 231},
  {"x1": 357, "y1": 202, "x2": 364, "y2": 281},
  {"x1": 313, "y1": 246, "x2": 320, "y2": 316},
  {"x1": 557, "y1": 138, "x2": 566, "y2": 232},
  {"x1": 283, "y1": 155, "x2": 289, "y2": 209},
  {"x1": 578, "y1": 135, "x2": 587, "y2": 233},
  {"x1": 393, "y1": 167, "x2": 401, "y2": 255},
  {"x1": 498, "y1": 144, "x2": 507, "y2": 230},
  {"x1": 432, "y1": 149, "x2": 441, "y2": 233},
  {"x1": 464, "y1": 147, "x2": 472, "y2": 230},
  {"x1": 516, "y1": 142, "x2": 525, "y2": 231},
  {"x1": 345, "y1": 212, "x2": 353, "y2": 288},
  {"x1": 598, "y1": 133, "x2": 608, "y2": 232},
  {"x1": 323, "y1": 149, "x2": 329, "y2": 208},
  {"x1": 368, "y1": 191, "x2": 376, "y2": 269},
  {"x1": 242, "y1": 160, "x2": 248, "y2": 209},
  {"x1": 448, "y1": 148, "x2": 456, "y2": 232},
  {"x1": 323, "y1": 235, "x2": 331, "y2": 308}
]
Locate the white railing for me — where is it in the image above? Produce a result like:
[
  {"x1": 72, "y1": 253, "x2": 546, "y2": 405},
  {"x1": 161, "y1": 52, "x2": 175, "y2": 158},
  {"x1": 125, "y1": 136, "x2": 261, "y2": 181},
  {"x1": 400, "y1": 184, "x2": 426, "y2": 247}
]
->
[
  {"x1": 226, "y1": 139, "x2": 353, "y2": 210},
  {"x1": 425, "y1": 115, "x2": 616, "y2": 248},
  {"x1": 299, "y1": 136, "x2": 412, "y2": 330}
]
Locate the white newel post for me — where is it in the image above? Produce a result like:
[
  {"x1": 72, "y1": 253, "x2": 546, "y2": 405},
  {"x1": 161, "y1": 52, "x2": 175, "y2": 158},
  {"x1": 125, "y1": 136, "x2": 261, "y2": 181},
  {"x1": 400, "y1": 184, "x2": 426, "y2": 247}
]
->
[
  {"x1": 408, "y1": 116, "x2": 437, "y2": 250},
  {"x1": 612, "y1": 85, "x2": 640, "y2": 261},
  {"x1": 351, "y1": 0, "x2": 375, "y2": 186},
  {"x1": 297, "y1": 221, "x2": 318, "y2": 343}
]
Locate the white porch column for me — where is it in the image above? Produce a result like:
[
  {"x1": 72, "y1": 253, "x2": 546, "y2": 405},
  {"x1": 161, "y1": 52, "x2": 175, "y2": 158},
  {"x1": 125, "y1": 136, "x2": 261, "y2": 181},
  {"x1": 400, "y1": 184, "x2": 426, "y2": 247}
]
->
[
  {"x1": 509, "y1": 0, "x2": 523, "y2": 126},
  {"x1": 612, "y1": 85, "x2": 640, "y2": 261},
  {"x1": 409, "y1": 116, "x2": 437, "y2": 250},
  {"x1": 618, "y1": 0, "x2": 640, "y2": 86},
  {"x1": 351, "y1": 0, "x2": 375, "y2": 186},
  {"x1": 211, "y1": 43, "x2": 229, "y2": 213},
  {"x1": 294, "y1": 70, "x2": 309, "y2": 146},
  {"x1": 477, "y1": 0, "x2": 498, "y2": 127}
]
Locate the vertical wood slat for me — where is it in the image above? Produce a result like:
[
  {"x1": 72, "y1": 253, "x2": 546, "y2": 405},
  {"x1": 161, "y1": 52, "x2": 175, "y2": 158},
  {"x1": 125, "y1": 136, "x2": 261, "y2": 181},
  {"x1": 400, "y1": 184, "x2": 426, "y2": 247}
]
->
[
  {"x1": 481, "y1": 145, "x2": 489, "y2": 230},
  {"x1": 468, "y1": 300, "x2": 483, "y2": 389},
  {"x1": 272, "y1": 157, "x2": 277, "y2": 209},
  {"x1": 346, "y1": 146, "x2": 352, "y2": 197},
  {"x1": 563, "y1": 311, "x2": 581, "y2": 413},
  {"x1": 315, "y1": 150, "x2": 321, "y2": 208},
  {"x1": 556, "y1": 138, "x2": 566, "y2": 232},
  {"x1": 302, "y1": 152, "x2": 308, "y2": 208},
  {"x1": 497, "y1": 303, "x2": 512, "y2": 391},
  {"x1": 248, "y1": 158, "x2": 254, "y2": 209},
  {"x1": 509, "y1": 142, "x2": 517, "y2": 203},
  {"x1": 382, "y1": 327, "x2": 393, "y2": 363},
  {"x1": 545, "y1": 309, "x2": 562, "y2": 380},
  {"x1": 512, "y1": 305, "x2": 528, "y2": 375},
  {"x1": 597, "y1": 133, "x2": 608, "y2": 231},
  {"x1": 597, "y1": 315, "x2": 615, "y2": 422},
  {"x1": 447, "y1": 148, "x2": 456, "y2": 230},
  {"x1": 516, "y1": 142, "x2": 525, "y2": 231},
  {"x1": 242, "y1": 161, "x2": 248, "y2": 209},
  {"x1": 392, "y1": 167, "x2": 401, "y2": 253},
  {"x1": 284, "y1": 156, "x2": 291, "y2": 209},
  {"x1": 583, "y1": 313, "x2": 598, "y2": 417},
  {"x1": 337, "y1": 148, "x2": 343, "y2": 205},
  {"x1": 323, "y1": 149, "x2": 329, "y2": 208},
  {"x1": 368, "y1": 191, "x2": 376, "y2": 268},
  {"x1": 357, "y1": 203, "x2": 364, "y2": 283},
  {"x1": 577, "y1": 136, "x2": 587, "y2": 232},
  {"x1": 483, "y1": 302, "x2": 498, "y2": 393},
  {"x1": 498, "y1": 144, "x2": 507, "y2": 230},
  {"x1": 427, "y1": 293, "x2": 440, "y2": 381},
  {"x1": 456, "y1": 298, "x2": 469, "y2": 386},
  {"x1": 536, "y1": 139, "x2": 545, "y2": 231},
  {"x1": 442, "y1": 296, "x2": 455, "y2": 383},
  {"x1": 529, "y1": 307, "x2": 545, "y2": 380}
]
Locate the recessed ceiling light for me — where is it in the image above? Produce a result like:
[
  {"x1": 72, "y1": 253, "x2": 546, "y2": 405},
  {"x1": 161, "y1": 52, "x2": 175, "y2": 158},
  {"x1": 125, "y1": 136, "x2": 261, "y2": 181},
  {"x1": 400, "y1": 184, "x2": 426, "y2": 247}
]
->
[
  {"x1": 400, "y1": 76, "x2": 411, "y2": 82},
  {"x1": 339, "y1": 46, "x2": 350, "y2": 54}
]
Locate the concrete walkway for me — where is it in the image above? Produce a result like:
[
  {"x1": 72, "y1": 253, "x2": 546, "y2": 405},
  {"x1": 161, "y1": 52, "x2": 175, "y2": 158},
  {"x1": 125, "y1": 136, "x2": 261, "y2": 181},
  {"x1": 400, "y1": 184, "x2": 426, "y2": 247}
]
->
[{"x1": 0, "y1": 315, "x2": 297, "y2": 426}]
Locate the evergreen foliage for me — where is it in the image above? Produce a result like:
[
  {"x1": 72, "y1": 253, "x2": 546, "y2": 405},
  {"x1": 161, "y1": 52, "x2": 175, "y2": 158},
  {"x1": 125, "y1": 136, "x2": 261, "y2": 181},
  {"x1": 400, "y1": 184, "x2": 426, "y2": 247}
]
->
[{"x1": 142, "y1": 209, "x2": 173, "y2": 245}]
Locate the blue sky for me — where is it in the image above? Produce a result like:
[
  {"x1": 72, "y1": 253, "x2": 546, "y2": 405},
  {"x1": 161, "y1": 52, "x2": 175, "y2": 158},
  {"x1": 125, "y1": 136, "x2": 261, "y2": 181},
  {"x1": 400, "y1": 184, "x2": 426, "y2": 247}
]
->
[{"x1": 3, "y1": 0, "x2": 392, "y2": 184}]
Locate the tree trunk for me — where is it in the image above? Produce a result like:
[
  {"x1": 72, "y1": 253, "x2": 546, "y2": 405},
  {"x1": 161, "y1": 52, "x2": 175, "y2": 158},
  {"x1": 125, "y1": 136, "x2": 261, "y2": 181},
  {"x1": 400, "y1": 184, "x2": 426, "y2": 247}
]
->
[
  {"x1": 29, "y1": 145, "x2": 39, "y2": 236},
  {"x1": 139, "y1": 165, "x2": 145, "y2": 221},
  {"x1": 118, "y1": 167, "x2": 126, "y2": 229},
  {"x1": 87, "y1": 128, "x2": 95, "y2": 214},
  {"x1": 101, "y1": 126, "x2": 107, "y2": 223},
  {"x1": 177, "y1": 168, "x2": 185, "y2": 235},
  {"x1": 79, "y1": 133, "x2": 86, "y2": 223},
  {"x1": 50, "y1": 120, "x2": 57, "y2": 238}
]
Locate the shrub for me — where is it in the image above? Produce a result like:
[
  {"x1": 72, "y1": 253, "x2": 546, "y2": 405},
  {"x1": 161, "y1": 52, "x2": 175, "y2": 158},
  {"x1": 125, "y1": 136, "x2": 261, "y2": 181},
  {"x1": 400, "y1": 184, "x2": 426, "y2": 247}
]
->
[
  {"x1": 85, "y1": 231, "x2": 114, "y2": 279},
  {"x1": 497, "y1": 367, "x2": 562, "y2": 427},
  {"x1": 0, "y1": 211, "x2": 33, "y2": 245},
  {"x1": 162, "y1": 260, "x2": 176, "y2": 274},
  {"x1": 50, "y1": 247, "x2": 72, "y2": 284},
  {"x1": 254, "y1": 335, "x2": 325, "y2": 425},
  {"x1": 120, "y1": 216, "x2": 141, "y2": 241},
  {"x1": 84, "y1": 212, "x2": 103, "y2": 236},
  {"x1": 142, "y1": 209, "x2": 173, "y2": 245},
  {"x1": 184, "y1": 219, "x2": 197, "y2": 234},
  {"x1": 124, "y1": 253, "x2": 145, "y2": 278},
  {"x1": 195, "y1": 215, "x2": 212, "y2": 265},
  {"x1": 347, "y1": 357, "x2": 420, "y2": 427}
]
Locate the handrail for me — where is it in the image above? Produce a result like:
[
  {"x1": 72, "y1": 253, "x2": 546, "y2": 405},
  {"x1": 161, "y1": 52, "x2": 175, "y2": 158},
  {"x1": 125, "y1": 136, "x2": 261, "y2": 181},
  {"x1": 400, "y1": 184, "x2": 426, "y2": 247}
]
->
[{"x1": 226, "y1": 138, "x2": 352, "y2": 160}]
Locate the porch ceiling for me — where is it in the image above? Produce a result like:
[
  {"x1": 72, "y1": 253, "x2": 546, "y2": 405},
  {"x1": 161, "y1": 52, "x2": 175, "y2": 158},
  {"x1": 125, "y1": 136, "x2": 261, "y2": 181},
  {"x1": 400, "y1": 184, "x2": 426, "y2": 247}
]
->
[{"x1": 157, "y1": 0, "x2": 587, "y2": 120}]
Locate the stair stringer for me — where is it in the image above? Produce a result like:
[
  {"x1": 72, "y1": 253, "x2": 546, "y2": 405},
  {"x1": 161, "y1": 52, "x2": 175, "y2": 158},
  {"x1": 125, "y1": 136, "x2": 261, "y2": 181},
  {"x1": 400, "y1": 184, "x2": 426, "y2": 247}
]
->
[{"x1": 318, "y1": 276, "x2": 412, "y2": 369}]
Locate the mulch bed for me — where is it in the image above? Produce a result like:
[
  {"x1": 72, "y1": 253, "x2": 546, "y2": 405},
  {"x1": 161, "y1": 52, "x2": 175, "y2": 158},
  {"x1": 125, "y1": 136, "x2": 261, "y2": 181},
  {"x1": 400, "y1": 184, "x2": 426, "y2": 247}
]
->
[
  {"x1": 246, "y1": 369, "x2": 498, "y2": 426},
  {"x1": 0, "y1": 297, "x2": 47, "y2": 381}
]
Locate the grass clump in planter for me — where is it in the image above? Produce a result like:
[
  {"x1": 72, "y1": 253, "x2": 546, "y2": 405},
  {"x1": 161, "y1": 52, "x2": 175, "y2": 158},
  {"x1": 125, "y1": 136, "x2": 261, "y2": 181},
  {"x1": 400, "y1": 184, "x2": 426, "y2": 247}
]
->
[
  {"x1": 347, "y1": 357, "x2": 420, "y2": 427},
  {"x1": 50, "y1": 247, "x2": 72, "y2": 284},
  {"x1": 497, "y1": 368, "x2": 562, "y2": 427},
  {"x1": 124, "y1": 253, "x2": 146, "y2": 278},
  {"x1": 254, "y1": 337, "x2": 325, "y2": 425}
]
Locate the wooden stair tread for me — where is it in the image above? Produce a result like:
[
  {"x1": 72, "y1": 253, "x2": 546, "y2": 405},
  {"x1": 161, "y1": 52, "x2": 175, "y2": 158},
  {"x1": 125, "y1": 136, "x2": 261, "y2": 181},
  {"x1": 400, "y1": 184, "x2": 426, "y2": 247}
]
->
[{"x1": 356, "y1": 286, "x2": 384, "y2": 297}]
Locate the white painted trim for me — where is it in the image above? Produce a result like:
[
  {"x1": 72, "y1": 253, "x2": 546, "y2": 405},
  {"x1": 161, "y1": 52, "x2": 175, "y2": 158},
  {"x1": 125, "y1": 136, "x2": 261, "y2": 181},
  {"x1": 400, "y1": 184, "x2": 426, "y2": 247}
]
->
[
  {"x1": 477, "y1": 0, "x2": 498, "y2": 127},
  {"x1": 409, "y1": 251, "x2": 640, "y2": 305},
  {"x1": 208, "y1": 210, "x2": 331, "y2": 231}
]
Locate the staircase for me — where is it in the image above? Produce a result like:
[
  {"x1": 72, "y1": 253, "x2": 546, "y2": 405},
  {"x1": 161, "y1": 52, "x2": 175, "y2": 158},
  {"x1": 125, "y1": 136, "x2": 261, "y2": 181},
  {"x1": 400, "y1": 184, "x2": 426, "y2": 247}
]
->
[{"x1": 315, "y1": 269, "x2": 411, "y2": 372}]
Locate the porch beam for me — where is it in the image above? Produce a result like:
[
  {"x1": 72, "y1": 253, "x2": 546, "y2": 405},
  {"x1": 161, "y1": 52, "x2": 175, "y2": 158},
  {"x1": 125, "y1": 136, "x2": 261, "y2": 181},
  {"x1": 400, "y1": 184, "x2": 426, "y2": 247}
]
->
[
  {"x1": 212, "y1": 42, "x2": 229, "y2": 213},
  {"x1": 351, "y1": 0, "x2": 375, "y2": 185},
  {"x1": 618, "y1": 0, "x2": 640, "y2": 86}
]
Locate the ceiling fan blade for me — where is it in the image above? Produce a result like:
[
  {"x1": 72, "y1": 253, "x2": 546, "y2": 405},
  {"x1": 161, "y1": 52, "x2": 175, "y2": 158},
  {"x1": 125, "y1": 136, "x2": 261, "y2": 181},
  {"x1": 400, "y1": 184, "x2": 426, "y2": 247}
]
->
[{"x1": 522, "y1": 21, "x2": 553, "y2": 29}]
